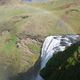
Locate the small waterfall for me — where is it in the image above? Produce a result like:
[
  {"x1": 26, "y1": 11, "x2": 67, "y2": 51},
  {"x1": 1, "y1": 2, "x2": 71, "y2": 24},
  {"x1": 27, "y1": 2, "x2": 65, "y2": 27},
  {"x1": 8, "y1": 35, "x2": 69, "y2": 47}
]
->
[{"x1": 36, "y1": 35, "x2": 80, "y2": 80}]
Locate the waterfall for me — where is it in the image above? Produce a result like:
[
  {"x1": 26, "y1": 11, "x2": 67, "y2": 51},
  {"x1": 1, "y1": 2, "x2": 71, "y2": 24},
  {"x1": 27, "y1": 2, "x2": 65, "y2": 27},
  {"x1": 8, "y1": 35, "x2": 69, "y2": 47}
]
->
[
  {"x1": 35, "y1": 74, "x2": 44, "y2": 80},
  {"x1": 36, "y1": 35, "x2": 80, "y2": 80}
]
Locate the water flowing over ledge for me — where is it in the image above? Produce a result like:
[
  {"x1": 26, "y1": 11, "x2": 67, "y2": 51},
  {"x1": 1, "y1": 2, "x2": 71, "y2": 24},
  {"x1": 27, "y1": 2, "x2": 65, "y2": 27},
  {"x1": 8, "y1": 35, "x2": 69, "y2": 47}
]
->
[{"x1": 36, "y1": 34, "x2": 80, "y2": 80}]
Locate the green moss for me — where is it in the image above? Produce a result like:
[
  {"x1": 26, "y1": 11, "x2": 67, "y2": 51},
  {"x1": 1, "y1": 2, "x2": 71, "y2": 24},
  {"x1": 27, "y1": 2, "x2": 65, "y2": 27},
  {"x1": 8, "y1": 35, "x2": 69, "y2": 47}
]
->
[
  {"x1": 27, "y1": 43, "x2": 40, "y2": 54},
  {"x1": 3, "y1": 35, "x2": 17, "y2": 53}
]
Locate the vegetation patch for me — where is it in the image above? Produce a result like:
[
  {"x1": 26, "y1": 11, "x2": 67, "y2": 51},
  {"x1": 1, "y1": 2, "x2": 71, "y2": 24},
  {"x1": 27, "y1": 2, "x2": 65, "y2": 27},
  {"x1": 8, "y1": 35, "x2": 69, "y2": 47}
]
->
[{"x1": 27, "y1": 43, "x2": 41, "y2": 54}]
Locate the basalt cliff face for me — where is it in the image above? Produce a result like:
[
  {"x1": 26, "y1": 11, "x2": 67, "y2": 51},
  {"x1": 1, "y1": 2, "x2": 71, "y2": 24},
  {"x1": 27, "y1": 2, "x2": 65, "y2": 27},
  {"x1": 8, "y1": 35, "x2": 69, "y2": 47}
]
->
[{"x1": 36, "y1": 35, "x2": 80, "y2": 80}]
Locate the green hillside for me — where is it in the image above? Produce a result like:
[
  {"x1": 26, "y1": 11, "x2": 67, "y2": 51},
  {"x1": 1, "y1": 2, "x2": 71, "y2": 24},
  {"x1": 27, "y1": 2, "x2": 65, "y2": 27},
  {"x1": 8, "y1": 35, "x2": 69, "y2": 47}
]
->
[{"x1": 0, "y1": 0, "x2": 80, "y2": 80}]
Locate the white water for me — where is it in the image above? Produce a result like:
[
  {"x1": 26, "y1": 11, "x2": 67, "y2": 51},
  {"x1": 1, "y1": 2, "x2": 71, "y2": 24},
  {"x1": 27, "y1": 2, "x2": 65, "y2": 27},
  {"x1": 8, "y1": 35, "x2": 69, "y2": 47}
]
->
[{"x1": 36, "y1": 35, "x2": 80, "y2": 80}]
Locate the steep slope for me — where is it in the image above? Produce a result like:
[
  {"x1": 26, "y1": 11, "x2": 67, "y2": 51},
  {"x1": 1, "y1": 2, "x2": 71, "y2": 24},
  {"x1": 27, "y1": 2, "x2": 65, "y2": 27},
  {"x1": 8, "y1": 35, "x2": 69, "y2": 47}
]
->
[
  {"x1": 0, "y1": 0, "x2": 80, "y2": 80},
  {"x1": 0, "y1": 31, "x2": 42, "y2": 80}
]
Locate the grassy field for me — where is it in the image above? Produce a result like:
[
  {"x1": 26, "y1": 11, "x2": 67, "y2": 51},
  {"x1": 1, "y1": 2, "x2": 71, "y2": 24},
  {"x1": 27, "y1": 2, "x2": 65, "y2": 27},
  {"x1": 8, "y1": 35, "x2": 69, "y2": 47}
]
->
[{"x1": 0, "y1": 0, "x2": 80, "y2": 79}]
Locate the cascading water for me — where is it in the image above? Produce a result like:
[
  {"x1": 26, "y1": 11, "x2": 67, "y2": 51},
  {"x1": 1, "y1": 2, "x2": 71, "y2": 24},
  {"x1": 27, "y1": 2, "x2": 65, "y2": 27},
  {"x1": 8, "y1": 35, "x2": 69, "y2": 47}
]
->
[{"x1": 36, "y1": 35, "x2": 80, "y2": 80}]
